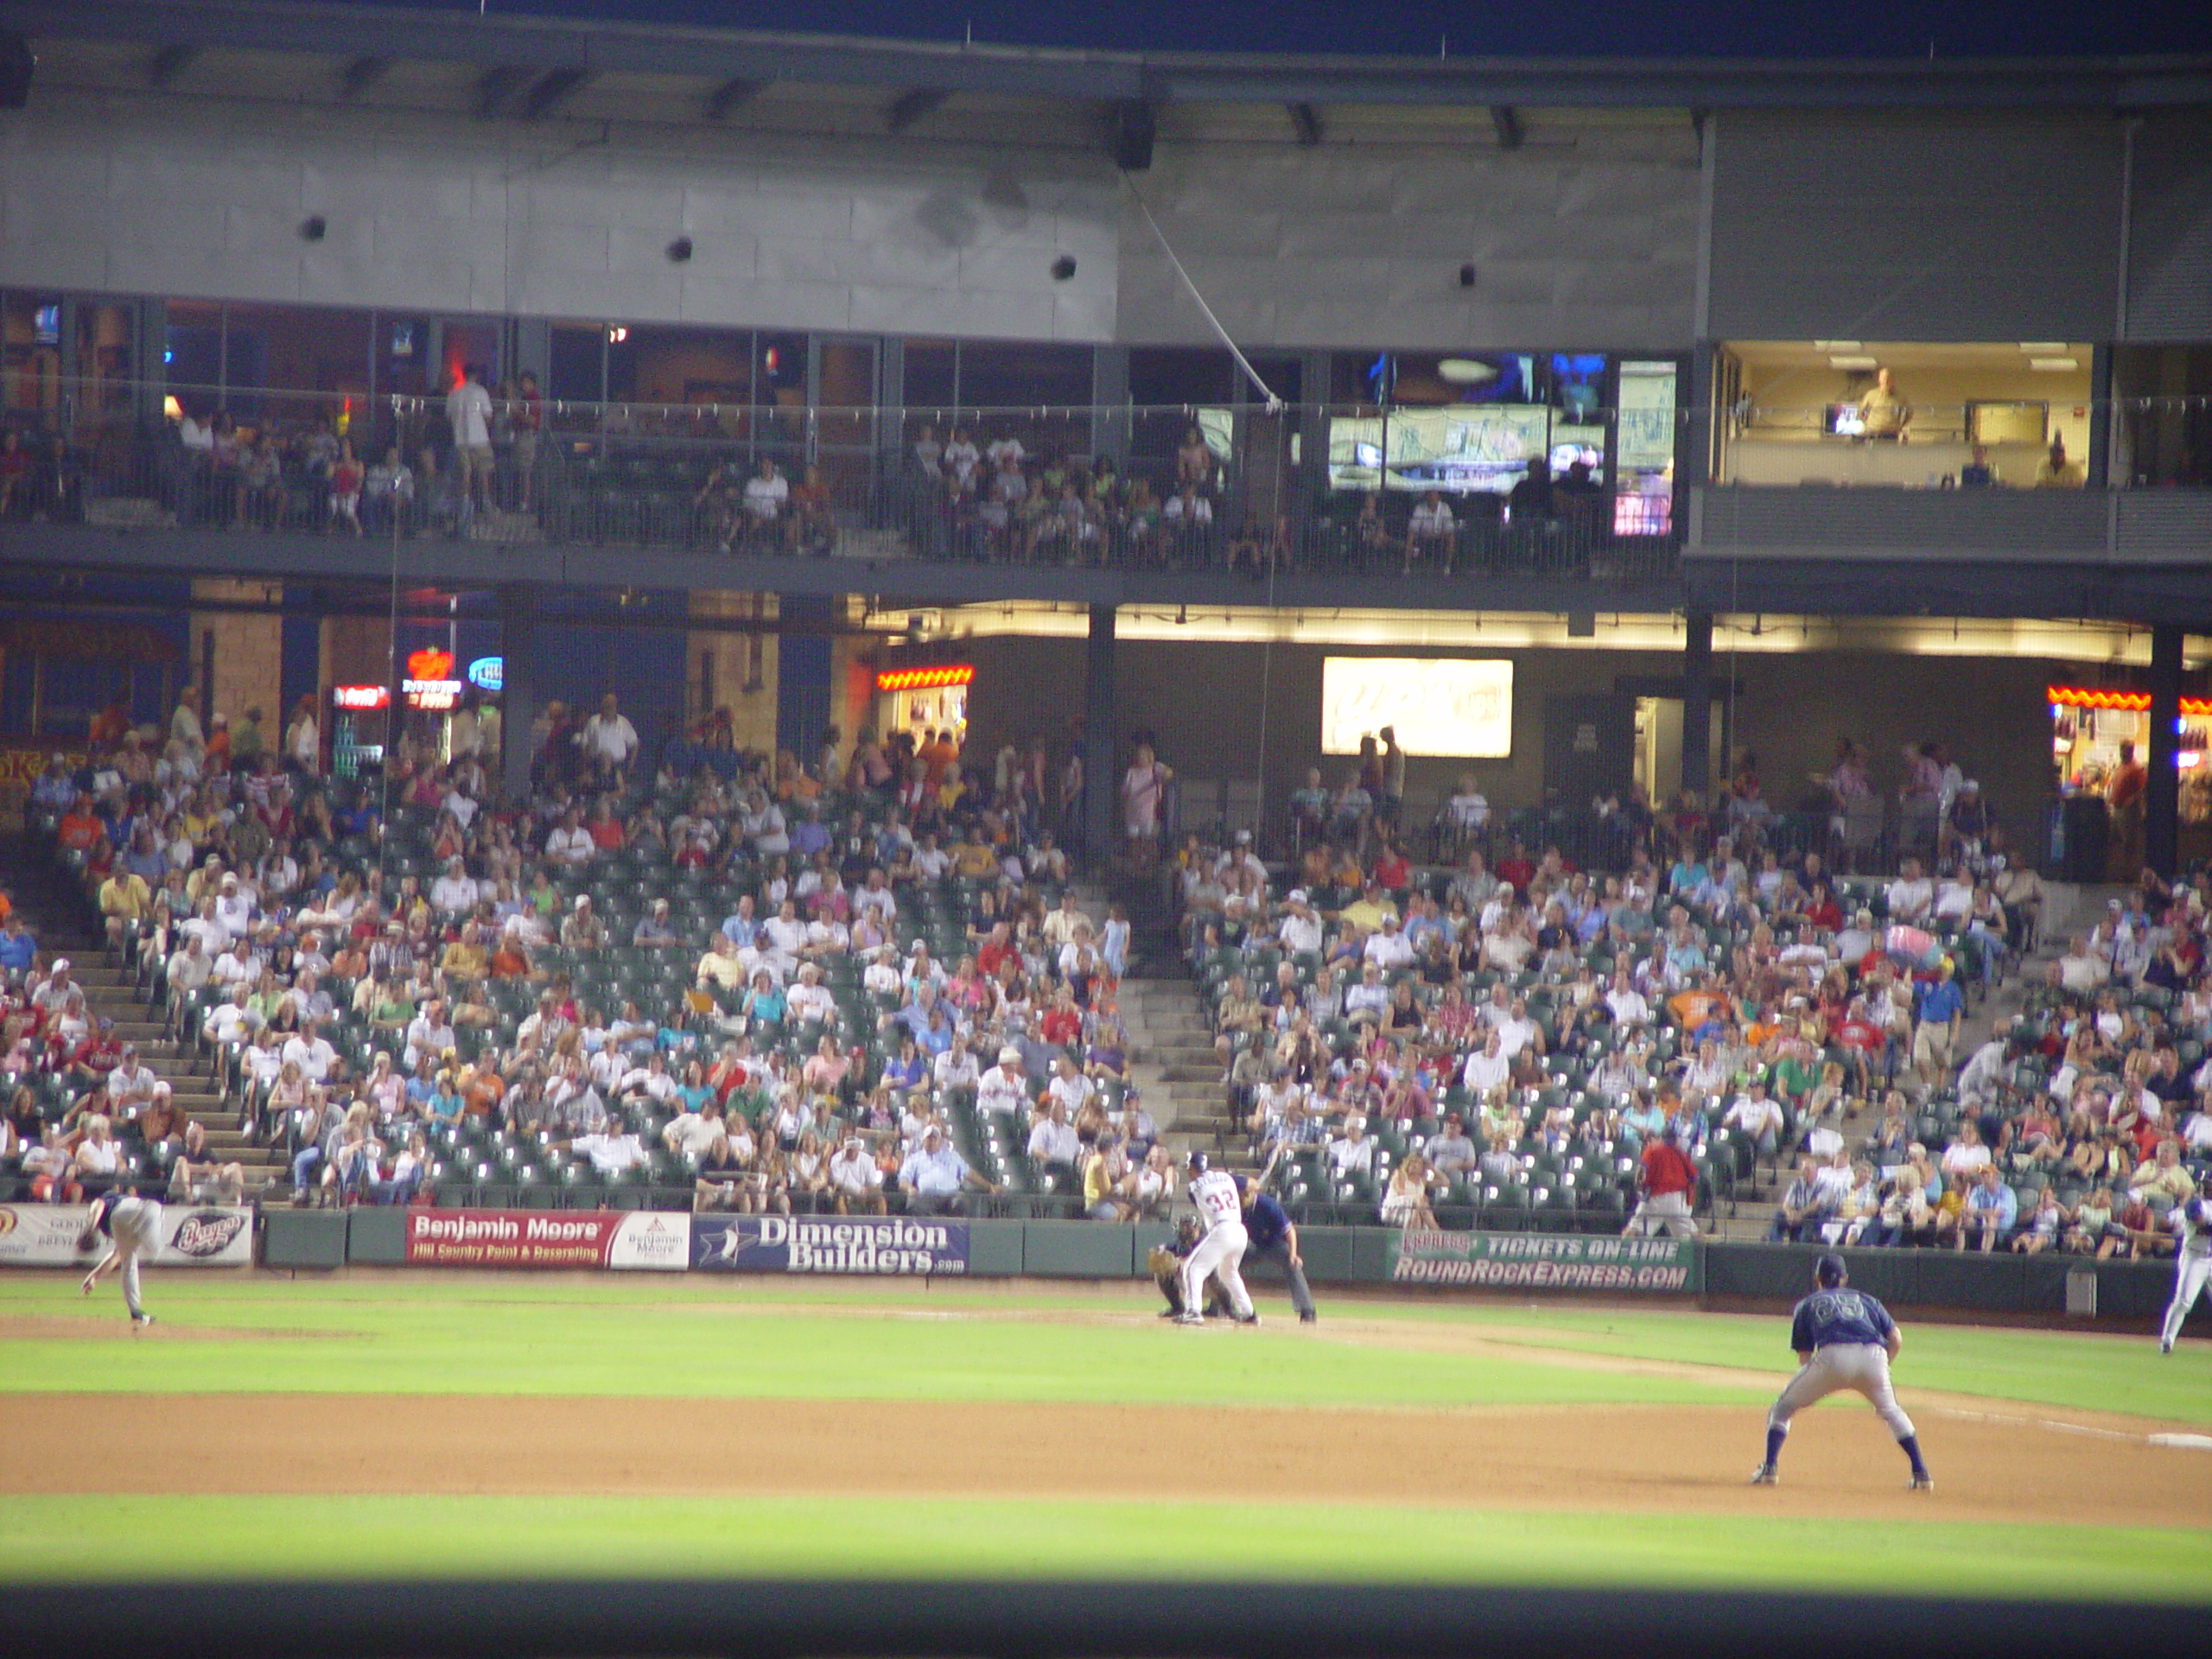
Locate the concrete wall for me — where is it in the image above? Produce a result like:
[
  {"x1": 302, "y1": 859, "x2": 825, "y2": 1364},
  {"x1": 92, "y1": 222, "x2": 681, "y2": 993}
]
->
[
  {"x1": 0, "y1": 94, "x2": 1697, "y2": 352},
  {"x1": 957, "y1": 635, "x2": 2083, "y2": 833},
  {"x1": 0, "y1": 96, "x2": 1120, "y2": 341},
  {"x1": 1116, "y1": 129, "x2": 1701, "y2": 350}
]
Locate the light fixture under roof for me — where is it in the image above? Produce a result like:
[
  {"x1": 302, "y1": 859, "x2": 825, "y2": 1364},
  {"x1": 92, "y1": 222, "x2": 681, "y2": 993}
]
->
[
  {"x1": 2029, "y1": 357, "x2": 2079, "y2": 372},
  {"x1": 2018, "y1": 341, "x2": 2070, "y2": 353},
  {"x1": 1813, "y1": 340, "x2": 1861, "y2": 352},
  {"x1": 1828, "y1": 354, "x2": 1878, "y2": 370},
  {"x1": 1436, "y1": 358, "x2": 1498, "y2": 385}
]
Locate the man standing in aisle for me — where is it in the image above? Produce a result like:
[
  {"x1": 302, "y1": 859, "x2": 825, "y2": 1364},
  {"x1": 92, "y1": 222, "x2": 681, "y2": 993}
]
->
[
  {"x1": 1624, "y1": 1121, "x2": 1699, "y2": 1239},
  {"x1": 447, "y1": 363, "x2": 495, "y2": 528}
]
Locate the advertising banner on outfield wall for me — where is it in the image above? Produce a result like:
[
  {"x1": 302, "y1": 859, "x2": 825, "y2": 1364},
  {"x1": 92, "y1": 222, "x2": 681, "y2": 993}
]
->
[
  {"x1": 692, "y1": 1214, "x2": 969, "y2": 1275},
  {"x1": 404, "y1": 1208, "x2": 690, "y2": 1270},
  {"x1": 0, "y1": 1202, "x2": 253, "y2": 1268},
  {"x1": 1389, "y1": 1230, "x2": 1699, "y2": 1293}
]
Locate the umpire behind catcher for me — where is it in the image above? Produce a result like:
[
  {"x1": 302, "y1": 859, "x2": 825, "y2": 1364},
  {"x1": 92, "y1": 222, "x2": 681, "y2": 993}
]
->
[{"x1": 1238, "y1": 1173, "x2": 1317, "y2": 1324}]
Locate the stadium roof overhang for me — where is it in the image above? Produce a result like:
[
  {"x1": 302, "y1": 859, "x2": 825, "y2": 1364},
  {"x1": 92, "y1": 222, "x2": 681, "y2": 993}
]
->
[{"x1": 3, "y1": 0, "x2": 2209, "y2": 152}]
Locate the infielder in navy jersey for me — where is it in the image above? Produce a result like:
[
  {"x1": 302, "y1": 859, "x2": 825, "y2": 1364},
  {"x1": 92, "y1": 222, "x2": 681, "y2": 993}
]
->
[{"x1": 1751, "y1": 1255, "x2": 1931, "y2": 1491}]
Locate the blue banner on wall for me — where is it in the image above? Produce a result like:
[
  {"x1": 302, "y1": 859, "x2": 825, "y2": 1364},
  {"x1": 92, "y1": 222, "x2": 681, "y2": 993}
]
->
[{"x1": 692, "y1": 1214, "x2": 969, "y2": 1275}]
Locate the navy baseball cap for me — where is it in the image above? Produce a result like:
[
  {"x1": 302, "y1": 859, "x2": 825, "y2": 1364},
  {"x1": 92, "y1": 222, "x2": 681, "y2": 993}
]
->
[{"x1": 1815, "y1": 1254, "x2": 1847, "y2": 1288}]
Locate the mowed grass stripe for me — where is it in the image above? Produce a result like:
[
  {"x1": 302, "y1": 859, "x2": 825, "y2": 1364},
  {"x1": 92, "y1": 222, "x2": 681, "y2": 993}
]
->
[
  {"x1": 4, "y1": 1277, "x2": 2204, "y2": 1421},
  {"x1": 0, "y1": 1281, "x2": 1758, "y2": 1409},
  {"x1": 0, "y1": 1494, "x2": 2204, "y2": 1599}
]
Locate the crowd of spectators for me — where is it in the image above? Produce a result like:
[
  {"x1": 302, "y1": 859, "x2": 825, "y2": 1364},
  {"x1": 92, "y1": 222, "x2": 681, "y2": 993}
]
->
[
  {"x1": 1179, "y1": 738, "x2": 2207, "y2": 1250},
  {"x1": 7, "y1": 683, "x2": 1166, "y2": 1224}
]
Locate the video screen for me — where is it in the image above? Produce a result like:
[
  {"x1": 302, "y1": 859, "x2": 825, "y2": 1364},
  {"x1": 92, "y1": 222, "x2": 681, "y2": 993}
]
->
[{"x1": 1327, "y1": 407, "x2": 1552, "y2": 493}]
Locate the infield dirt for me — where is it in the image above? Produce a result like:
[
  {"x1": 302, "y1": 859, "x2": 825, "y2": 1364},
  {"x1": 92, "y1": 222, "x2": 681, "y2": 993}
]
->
[{"x1": 6, "y1": 1388, "x2": 2208, "y2": 1527}]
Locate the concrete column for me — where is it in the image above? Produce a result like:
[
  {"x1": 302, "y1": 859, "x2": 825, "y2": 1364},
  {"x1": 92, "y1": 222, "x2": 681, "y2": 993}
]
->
[
  {"x1": 2087, "y1": 342, "x2": 2113, "y2": 488},
  {"x1": 2146, "y1": 622, "x2": 2183, "y2": 878},
  {"x1": 499, "y1": 585, "x2": 537, "y2": 802},
  {"x1": 1082, "y1": 604, "x2": 1118, "y2": 861},
  {"x1": 1681, "y1": 610, "x2": 1713, "y2": 807}
]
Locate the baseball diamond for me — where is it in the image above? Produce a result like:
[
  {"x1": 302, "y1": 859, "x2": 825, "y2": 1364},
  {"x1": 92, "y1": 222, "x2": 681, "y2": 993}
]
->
[{"x1": 1, "y1": 1273, "x2": 2208, "y2": 1594}]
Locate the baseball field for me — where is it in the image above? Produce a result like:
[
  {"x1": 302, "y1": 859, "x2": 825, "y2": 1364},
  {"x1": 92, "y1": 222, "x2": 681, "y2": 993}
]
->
[{"x1": 2, "y1": 1270, "x2": 2209, "y2": 1598}]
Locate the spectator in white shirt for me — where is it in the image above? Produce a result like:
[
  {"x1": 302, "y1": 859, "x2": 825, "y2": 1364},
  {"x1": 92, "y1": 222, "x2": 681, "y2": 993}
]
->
[
  {"x1": 1461, "y1": 1030, "x2": 1509, "y2": 1095},
  {"x1": 569, "y1": 1122, "x2": 652, "y2": 1176},
  {"x1": 978, "y1": 1045, "x2": 1029, "y2": 1116},
  {"x1": 828, "y1": 1133, "x2": 887, "y2": 1214},
  {"x1": 1885, "y1": 857, "x2": 1934, "y2": 923},
  {"x1": 1604, "y1": 969, "x2": 1651, "y2": 1028},
  {"x1": 1363, "y1": 913, "x2": 1415, "y2": 970},
  {"x1": 1027, "y1": 1100, "x2": 1081, "y2": 1168},
  {"x1": 430, "y1": 857, "x2": 479, "y2": 917},
  {"x1": 1327, "y1": 1115, "x2": 1378, "y2": 1181},
  {"x1": 580, "y1": 695, "x2": 639, "y2": 785},
  {"x1": 1046, "y1": 1053, "x2": 1095, "y2": 1120},
  {"x1": 1277, "y1": 890, "x2": 1324, "y2": 955},
  {"x1": 545, "y1": 807, "x2": 595, "y2": 866},
  {"x1": 1406, "y1": 490, "x2": 1454, "y2": 573}
]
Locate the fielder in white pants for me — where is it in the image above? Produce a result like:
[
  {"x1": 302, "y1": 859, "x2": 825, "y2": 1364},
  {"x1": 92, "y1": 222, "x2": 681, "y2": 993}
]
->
[
  {"x1": 2159, "y1": 1198, "x2": 2209, "y2": 1352},
  {"x1": 80, "y1": 1193, "x2": 162, "y2": 1324},
  {"x1": 1180, "y1": 1164, "x2": 1255, "y2": 1323}
]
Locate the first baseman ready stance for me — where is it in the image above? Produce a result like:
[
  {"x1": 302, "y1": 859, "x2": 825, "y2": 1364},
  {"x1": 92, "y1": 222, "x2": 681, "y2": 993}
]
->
[
  {"x1": 2158, "y1": 1194, "x2": 2210, "y2": 1352},
  {"x1": 1177, "y1": 1153, "x2": 1257, "y2": 1326},
  {"x1": 79, "y1": 1187, "x2": 161, "y2": 1328},
  {"x1": 1751, "y1": 1254, "x2": 1930, "y2": 1491}
]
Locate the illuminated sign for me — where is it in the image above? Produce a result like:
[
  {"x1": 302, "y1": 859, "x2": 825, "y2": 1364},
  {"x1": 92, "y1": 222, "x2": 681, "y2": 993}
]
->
[
  {"x1": 331, "y1": 685, "x2": 389, "y2": 711},
  {"x1": 403, "y1": 647, "x2": 462, "y2": 713},
  {"x1": 467, "y1": 656, "x2": 504, "y2": 693},
  {"x1": 1321, "y1": 658, "x2": 1513, "y2": 758},
  {"x1": 2048, "y1": 686, "x2": 2212, "y2": 717},
  {"x1": 876, "y1": 664, "x2": 975, "y2": 693}
]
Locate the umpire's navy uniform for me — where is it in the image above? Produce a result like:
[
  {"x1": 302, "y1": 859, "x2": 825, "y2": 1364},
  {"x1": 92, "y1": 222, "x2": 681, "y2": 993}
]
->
[{"x1": 1243, "y1": 1191, "x2": 1315, "y2": 1321}]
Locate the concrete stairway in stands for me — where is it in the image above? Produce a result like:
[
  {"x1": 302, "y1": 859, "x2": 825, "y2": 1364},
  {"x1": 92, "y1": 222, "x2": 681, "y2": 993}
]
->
[
  {"x1": 1077, "y1": 868, "x2": 1253, "y2": 1178},
  {"x1": 1, "y1": 836, "x2": 286, "y2": 1195}
]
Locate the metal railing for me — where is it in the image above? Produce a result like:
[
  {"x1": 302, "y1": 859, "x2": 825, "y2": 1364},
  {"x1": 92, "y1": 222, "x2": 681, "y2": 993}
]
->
[{"x1": 1, "y1": 380, "x2": 1682, "y2": 580}]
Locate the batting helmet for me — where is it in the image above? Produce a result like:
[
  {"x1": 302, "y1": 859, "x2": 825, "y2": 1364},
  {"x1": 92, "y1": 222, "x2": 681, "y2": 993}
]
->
[
  {"x1": 1185, "y1": 1150, "x2": 1209, "y2": 1174},
  {"x1": 1815, "y1": 1254, "x2": 1847, "y2": 1288}
]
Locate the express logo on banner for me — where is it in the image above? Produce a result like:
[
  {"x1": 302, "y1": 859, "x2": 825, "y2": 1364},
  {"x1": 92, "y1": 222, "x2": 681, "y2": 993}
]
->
[
  {"x1": 0, "y1": 1207, "x2": 18, "y2": 1236},
  {"x1": 171, "y1": 1212, "x2": 249, "y2": 1257}
]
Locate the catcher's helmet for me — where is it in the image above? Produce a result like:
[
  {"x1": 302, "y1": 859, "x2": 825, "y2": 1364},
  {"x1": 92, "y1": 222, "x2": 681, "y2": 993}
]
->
[
  {"x1": 1815, "y1": 1253, "x2": 1847, "y2": 1288},
  {"x1": 1185, "y1": 1150, "x2": 1209, "y2": 1174}
]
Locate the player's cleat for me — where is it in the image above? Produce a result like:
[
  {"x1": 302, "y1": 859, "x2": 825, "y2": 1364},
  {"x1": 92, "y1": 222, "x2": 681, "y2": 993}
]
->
[
  {"x1": 1173, "y1": 1312, "x2": 1205, "y2": 1325},
  {"x1": 1236, "y1": 1313, "x2": 1261, "y2": 1326},
  {"x1": 131, "y1": 1313, "x2": 156, "y2": 1330},
  {"x1": 1748, "y1": 1465, "x2": 1777, "y2": 1485},
  {"x1": 2159, "y1": 1339, "x2": 2173, "y2": 1354},
  {"x1": 1909, "y1": 1473, "x2": 1934, "y2": 1491},
  {"x1": 1300, "y1": 1311, "x2": 1317, "y2": 1325}
]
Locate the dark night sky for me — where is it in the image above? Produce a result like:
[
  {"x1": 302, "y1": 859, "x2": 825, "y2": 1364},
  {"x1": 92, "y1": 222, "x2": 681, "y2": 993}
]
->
[{"x1": 324, "y1": 0, "x2": 2212, "y2": 60}]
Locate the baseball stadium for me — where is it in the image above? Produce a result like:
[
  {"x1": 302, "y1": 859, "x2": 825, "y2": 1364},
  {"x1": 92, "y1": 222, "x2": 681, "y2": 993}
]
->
[{"x1": 6, "y1": 0, "x2": 2212, "y2": 1652}]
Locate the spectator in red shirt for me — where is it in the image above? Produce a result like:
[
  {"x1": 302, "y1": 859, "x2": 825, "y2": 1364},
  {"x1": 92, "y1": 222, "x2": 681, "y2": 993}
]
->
[
  {"x1": 1370, "y1": 837, "x2": 1411, "y2": 894},
  {"x1": 55, "y1": 792, "x2": 104, "y2": 852},
  {"x1": 1625, "y1": 1122, "x2": 1699, "y2": 1239}
]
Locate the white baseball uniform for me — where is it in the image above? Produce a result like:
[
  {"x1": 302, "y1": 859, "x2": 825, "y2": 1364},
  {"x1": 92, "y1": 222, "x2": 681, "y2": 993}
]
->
[
  {"x1": 105, "y1": 1196, "x2": 162, "y2": 1320},
  {"x1": 2159, "y1": 1203, "x2": 2209, "y2": 1350},
  {"x1": 1181, "y1": 1170, "x2": 1255, "y2": 1321}
]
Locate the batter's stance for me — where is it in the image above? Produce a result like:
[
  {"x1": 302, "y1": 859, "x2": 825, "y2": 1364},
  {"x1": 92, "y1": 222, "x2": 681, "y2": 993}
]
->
[
  {"x1": 1176, "y1": 1153, "x2": 1257, "y2": 1326},
  {"x1": 79, "y1": 1187, "x2": 161, "y2": 1328},
  {"x1": 1751, "y1": 1254, "x2": 1930, "y2": 1491}
]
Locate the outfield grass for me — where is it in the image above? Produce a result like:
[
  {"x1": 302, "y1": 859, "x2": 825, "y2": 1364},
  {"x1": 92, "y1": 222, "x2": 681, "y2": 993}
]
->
[
  {"x1": 3, "y1": 1275, "x2": 2204, "y2": 1422},
  {"x1": 0, "y1": 1493, "x2": 2203, "y2": 1599},
  {"x1": 0, "y1": 1277, "x2": 1762, "y2": 1409}
]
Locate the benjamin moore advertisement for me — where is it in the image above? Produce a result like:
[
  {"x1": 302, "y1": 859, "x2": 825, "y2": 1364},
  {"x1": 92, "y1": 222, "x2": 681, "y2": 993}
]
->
[
  {"x1": 404, "y1": 1209, "x2": 690, "y2": 1270},
  {"x1": 0, "y1": 1203, "x2": 253, "y2": 1268},
  {"x1": 1389, "y1": 1229, "x2": 1697, "y2": 1292},
  {"x1": 693, "y1": 1214, "x2": 968, "y2": 1275}
]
